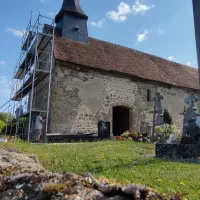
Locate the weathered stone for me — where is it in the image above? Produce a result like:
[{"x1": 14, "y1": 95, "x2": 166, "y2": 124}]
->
[
  {"x1": 0, "y1": 149, "x2": 184, "y2": 200},
  {"x1": 51, "y1": 65, "x2": 194, "y2": 135}
]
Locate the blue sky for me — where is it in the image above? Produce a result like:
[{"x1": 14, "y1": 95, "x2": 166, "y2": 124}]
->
[{"x1": 0, "y1": 0, "x2": 197, "y2": 108}]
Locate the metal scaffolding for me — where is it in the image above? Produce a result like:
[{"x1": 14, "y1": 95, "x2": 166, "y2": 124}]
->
[{"x1": 1, "y1": 14, "x2": 55, "y2": 142}]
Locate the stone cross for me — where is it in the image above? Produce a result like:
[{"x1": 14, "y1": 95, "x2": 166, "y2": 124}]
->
[
  {"x1": 151, "y1": 92, "x2": 164, "y2": 141},
  {"x1": 182, "y1": 92, "x2": 199, "y2": 137},
  {"x1": 184, "y1": 92, "x2": 198, "y2": 109},
  {"x1": 153, "y1": 92, "x2": 164, "y2": 126}
]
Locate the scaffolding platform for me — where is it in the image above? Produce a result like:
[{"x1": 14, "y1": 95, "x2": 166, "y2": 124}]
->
[
  {"x1": 15, "y1": 33, "x2": 52, "y2": 80},
  {"x1": 12, "y1": 70, "x2": 49, "y2": 101},
  {"x1": 22, "y1": 31, "x2": 35, "y2": 51},
  {"x1": 24, "y1": 32, "x2": 52, "y2": 53},
  {"x1": 14, "y1": 52, "x2": 34, "y2": 79},
  {"x1": 21, "y1": 109, "x2": 47, "y2": 117},
  {"x1": 37, "y1": 33, "x2": 52, "y2": 51}
]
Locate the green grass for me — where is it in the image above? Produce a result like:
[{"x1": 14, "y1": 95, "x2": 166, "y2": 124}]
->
[{"x1": 1, "y1": 140, "x2": 200, "y2": 199}]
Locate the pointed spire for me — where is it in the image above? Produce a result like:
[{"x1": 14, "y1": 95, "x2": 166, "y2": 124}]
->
[{"x1": 55, "y1": 0, "x2": 88, "y2": 22}]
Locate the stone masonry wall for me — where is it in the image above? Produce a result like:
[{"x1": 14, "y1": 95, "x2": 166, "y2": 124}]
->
[{"x1": 49, "y1": 62, "x2": 199, "y2": 136}]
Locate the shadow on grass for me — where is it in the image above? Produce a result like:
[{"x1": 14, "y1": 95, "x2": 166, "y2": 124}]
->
[
  {"x1": 82, "y1": 156, "x2": 200, "y2": 175},
  {"x1": 83, "y1": 158, "x2": 161, "y2": 174}
]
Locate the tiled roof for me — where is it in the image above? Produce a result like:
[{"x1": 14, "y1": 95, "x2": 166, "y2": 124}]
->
[{"x1": 54, "y1": 36, "x2": 199, "y2": 91}]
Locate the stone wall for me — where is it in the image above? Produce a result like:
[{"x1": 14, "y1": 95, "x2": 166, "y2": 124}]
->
[
  {"x1": 49, "y1": 61, "x2": 199, "y2": 135},
  {"x1": 33, "y1": 75, "x2": 49, "y2": 111}
]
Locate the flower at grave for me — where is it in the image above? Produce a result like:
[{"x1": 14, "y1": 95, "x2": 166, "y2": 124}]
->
[
  {"x1": 180, "y1": 181, "x2": 185, "y2": 186},
  {"x1": 121, "y1": 130, "x2": 131, "y2": 139},
  {"x1": 155, "y1": 124, "x2": 178, "y2": 143},
  {"x1": 130, "y1": 132, "x2": 139, "y2": 141},
  {"x1": 113, "y1": 136, "x2": 123, "y2": 141}
]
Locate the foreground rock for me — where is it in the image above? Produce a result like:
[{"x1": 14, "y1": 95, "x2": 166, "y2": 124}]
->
[{"x1": 0, "y1": 149, "x2": 183, "y2": 200}]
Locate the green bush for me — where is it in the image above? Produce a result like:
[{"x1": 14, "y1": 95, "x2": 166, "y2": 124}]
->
[
  {"x1": 0, "y1": 112, "x2": 13, "y2": 123},
  {"x1": 163, "y1": 109, "x2": 173, "y2": 125},
  {"x1": 0, "y1": 120, "x2": 5, "y2": 133}
]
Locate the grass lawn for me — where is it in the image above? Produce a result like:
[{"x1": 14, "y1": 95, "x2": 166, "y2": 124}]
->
[{"x1": 0, "y1": 140, "x2": 200, "y2": 199}]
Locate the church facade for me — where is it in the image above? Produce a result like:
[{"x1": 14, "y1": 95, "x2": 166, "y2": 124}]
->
[{"x1": 37, "y1": 0, "x2": 200, "y2": 137}]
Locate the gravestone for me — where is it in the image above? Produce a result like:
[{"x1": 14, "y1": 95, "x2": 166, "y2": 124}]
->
[
  {"x1": 156, "y1": 92, "x2": 200, "y2": 159},
  {"x1": 154, "y1": 92, "x2": 164, "y2": 126},
  {"x1": 151, "y1": 92, "x2": 164, "y2": 140},
  {"x1": 98, "y1": 120, "x2": 110, "y2": 138},
  {"x1": 182, "y1": 92, "x2": 198, "y2": 137}
]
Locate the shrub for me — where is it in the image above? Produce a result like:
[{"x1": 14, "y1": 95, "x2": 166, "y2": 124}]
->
[
  {"x1": 0, "y1": 120, "x2": 5, "y2": 133},
  {"x1": 163, "y1": 109, "x2": 173, "y2": 125}
]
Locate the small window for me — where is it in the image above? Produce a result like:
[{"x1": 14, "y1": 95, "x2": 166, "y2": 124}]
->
[{"x1": 147, "y1": 89, "x2": 151, "y2": 102}]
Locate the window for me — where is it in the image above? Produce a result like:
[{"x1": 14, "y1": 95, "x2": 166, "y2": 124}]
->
[{"x1": 147, "y1": 89, "x2": 151, "y2": 102}]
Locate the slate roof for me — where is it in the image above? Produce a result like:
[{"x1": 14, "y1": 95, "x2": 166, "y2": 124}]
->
[{"x1": 54, "y1": 35, "x2": 199, "y2": 91}]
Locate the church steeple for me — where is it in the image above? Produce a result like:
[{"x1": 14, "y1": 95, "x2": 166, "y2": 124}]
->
[
  {"x1": 55, "y1": 0, "x2": 88, "y2": 43},
  {"x1": 55, "y1": 0, "x2": 88, "y2": 21}
]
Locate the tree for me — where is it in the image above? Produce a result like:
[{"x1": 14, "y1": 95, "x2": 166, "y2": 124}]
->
[
  {"x1": 0, "y1": 120, "x2": 6, "y2": 133},
  {"x1": 0, "y1": 112, "x2": 12, "y2": 123},
  {"x1": 163, "y1": 109, "x2": 173, "y2": 125}
]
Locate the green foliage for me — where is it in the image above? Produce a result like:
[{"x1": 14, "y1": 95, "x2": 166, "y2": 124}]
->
[
  {"x1": 1, "y1": 140, "x2": 199, "y2": 199},
  {"x1": 0, "y1": 112, "x2": 12, "y2": 123},
  {"x1": 0, "y1": 120, "x2": 5, "y2": 133},
  {"x1": 1, "y1": 117, "x2": 26, "y2": 135},
  {"x1": 163, "y1": 109, "x2": 173, "y2": 125},
  {"x1": 155, "y1": 124, "x2": 177, "y2": 143}
]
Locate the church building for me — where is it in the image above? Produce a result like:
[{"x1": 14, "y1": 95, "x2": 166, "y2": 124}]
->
[{"x1": 17, "y1": 0, "x2": 200, "y2": 139}]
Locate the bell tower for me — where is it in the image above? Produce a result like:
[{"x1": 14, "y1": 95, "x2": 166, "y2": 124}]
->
[{"x1": 55, "y1": 0, "x2": 88, "y2": 43}]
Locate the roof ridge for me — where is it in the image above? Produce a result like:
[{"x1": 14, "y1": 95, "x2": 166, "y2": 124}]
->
[
  {"x1": 88, "y1": 37, "x2": 198, "y2": 72},
  {"x1": 54, "y1": 35, "x2": 199, "y2": 90}
]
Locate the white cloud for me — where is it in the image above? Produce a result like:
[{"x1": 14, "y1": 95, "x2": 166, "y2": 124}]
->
[
  {"x1": 7, "y1": 28, "x2": 26, "y2": 37},
  {"x1": 158, "y1": 29, "x2": 165, "y2": 34},
  {"x1": 48, "y1": 12, "x2": 55, "y2": 18},
  {"x1": 107, "y1": 2, "x2": 131, "y2": 22},
  {"x1": 168, "y1": 56, "x2": 175, "y2": 61},
  {"x1": 90, "y1": 19, "x2": 105, "y2": 28},
  {"x1": 187, "y1": 62, "x2": 191, "y2": 66},
  {"x1": 0, "y1": 60, "x2": 6, "y2": 66},
  {"x1": 133, "y1": 0, "x2": 154, "y2": 15},
  {"x1": 137, "y1": 29, "x2": 151, "y2": 43}
]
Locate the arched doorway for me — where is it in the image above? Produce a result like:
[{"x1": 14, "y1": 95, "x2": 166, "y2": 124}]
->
[{"x1": 113, "y1": 106, "x2": 130, "y2": 136}]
